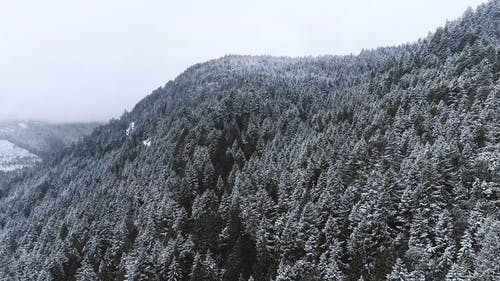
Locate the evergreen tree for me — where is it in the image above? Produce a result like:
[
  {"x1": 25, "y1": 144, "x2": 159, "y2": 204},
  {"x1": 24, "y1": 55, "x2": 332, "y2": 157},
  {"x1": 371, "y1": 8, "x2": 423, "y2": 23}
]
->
[
  {"x1": 445, "y1": 263, "x2": 472, "y2": 281},
  {"x1": 387, "y1": 258, "x2": 410, "y2": 281},
  {"x1": 319, "y1": 240, "x2": 345, "y2": 281},
  {"x1": 167, "y1": 256, "x2": 182, "y2": 281},
  {"x1": 190, "y1": 253, "x2": 205, "y2": 281}
]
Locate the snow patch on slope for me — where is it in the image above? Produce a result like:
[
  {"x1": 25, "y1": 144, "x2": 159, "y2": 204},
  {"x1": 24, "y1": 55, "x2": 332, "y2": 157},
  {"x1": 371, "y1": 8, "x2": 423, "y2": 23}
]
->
[
  {"x1": 143, "y1": 138, "x2": 151, "y2": 147},
  {"x1": 126, "y1": 122, "x2": 135, "y2": 136},
  {"x1": 0, "y1": 140, "x2": 40, "y2": 171}
]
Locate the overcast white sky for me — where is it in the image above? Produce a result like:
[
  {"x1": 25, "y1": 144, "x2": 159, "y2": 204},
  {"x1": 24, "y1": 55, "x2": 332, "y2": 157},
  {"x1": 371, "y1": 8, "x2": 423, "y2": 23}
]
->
[{"x1": 0, "y1": 0, "x2": 489, "y2": 122}]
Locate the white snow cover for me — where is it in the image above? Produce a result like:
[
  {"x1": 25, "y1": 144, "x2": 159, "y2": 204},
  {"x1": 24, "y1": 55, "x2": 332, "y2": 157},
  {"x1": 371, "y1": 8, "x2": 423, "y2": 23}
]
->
[
  {"x1": 125, "y1": 122, "x2": 135, "y2": 136},
  {"x1": 143, "y1": 138, "x2": 151, "y2": 147},
  {"x1": 0, "y1": 140, "x2": 40, "y2": 171}
]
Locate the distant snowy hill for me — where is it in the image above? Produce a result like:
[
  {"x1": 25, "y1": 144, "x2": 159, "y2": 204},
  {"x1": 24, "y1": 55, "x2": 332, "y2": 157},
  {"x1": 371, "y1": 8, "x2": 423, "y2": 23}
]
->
[
  {"x1": 0, "y1": 140, "x2": 40, "y2": 171},
  {"x1": 0, "y1": 121, "x2": 99, "y2": 172}
]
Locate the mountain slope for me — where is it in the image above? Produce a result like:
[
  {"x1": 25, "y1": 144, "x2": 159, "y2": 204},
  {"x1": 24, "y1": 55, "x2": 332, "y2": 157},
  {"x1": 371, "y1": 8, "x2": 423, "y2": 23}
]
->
[{"x1": 0, "y1": 1, "x2": 498, "y2": 280}]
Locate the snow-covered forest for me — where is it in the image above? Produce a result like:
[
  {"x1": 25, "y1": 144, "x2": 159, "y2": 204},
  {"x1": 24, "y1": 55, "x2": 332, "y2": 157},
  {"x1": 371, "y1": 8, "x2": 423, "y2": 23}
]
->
[{"x1": 0, "y1": 1, "x2": 498, "y2": 280}]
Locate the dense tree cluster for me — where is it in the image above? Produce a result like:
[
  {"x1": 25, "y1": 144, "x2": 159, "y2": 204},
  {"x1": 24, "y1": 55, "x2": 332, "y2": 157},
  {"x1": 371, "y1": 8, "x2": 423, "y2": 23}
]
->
[{"x1": 0, "y1": 1, "x2": 498, "y2": 280}]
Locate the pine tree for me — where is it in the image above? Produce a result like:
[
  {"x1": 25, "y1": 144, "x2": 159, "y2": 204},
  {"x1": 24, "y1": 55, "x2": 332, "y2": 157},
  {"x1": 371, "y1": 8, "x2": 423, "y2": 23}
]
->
[
  {"x1": 190, "y1": 253, "x2": 204, "y2": 281},
  {"x1": 433, "y1": 210, "x2": 456, "y2": 278},
  {"x1": 319, "y1": 240, "x2": 345, "y2": 281},
  {"x1": 445, "y1": 263, "x2": 472, "y2": 281},
  {"x1": 255, "y1": 217, "x2": 277, "y2": 280},
  {"x1": 387, "y1": 258, "x2": 409, "y2": 281},
  {"x1": 275, "y1": 259, "x2": 298, "y2": 281},
  {"x1": 203, "y1": 251, "x2": 223, "y2": 281},
  {"x1": 167, "y1": 256, "x2": 182, "y2": 281},
  {"x1": 75, "y1": 260, "x2": 98, "y2": 281},
  {"x1": 473, "y1": 218, "x2": 500, "y2": 280}
]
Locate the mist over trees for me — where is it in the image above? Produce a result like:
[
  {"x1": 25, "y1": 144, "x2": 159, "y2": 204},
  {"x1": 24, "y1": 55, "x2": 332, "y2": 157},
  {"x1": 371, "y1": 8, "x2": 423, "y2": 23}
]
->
[
  {"x1": 0, "y1": 1, "x2": 498, "y2": 280},
  {"x1": 0, "y1": 121, "x2": 100, "y2": 159}
]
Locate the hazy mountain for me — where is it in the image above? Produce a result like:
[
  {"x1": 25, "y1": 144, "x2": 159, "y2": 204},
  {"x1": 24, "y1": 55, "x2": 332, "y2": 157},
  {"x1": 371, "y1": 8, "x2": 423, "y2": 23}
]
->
[
  {"x1": 0, "y1": 121, "x2": 101, "y2": 158},
  {"x1": 0, "y1": 1, "x2": 498, "y2": 280},
  {"x1": 0, "y1": 121, "x2": 99, "y2": 172},
  {"x1": 0, "y1": 140, "x2": 40, "y2": 172}
]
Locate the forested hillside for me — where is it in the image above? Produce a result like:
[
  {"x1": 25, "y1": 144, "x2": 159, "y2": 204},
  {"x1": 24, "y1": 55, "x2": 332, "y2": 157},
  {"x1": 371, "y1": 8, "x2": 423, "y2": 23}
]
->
[{"x1": 0, "y1": 1, "x2": 498, "y2": 280}]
